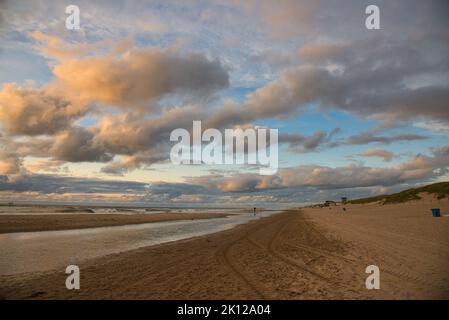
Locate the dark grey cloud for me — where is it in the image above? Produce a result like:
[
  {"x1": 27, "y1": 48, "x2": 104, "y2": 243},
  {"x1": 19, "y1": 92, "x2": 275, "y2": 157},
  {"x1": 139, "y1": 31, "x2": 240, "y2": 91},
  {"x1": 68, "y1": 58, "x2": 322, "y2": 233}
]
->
[
  {"x1": 51, "y1": 126, "x2": 112, "y2": 163},
  {"x1": 141, "y1": 182, "x2": 218, "y2": 203},
  {"x1": 279, "y1": 129, "x2": 426, "y2": 153},
  {"x1": 0, "y1": 174, "x2": 148, "y2": 194},
  {"x1": 207, "y1": 26, "x2": 449, "y2": 129},
  {"x1": 0, "y1": 171, "x2": 440, "y2": 205},
  {"x1": 2, "y1": 143, "x2": 448, "y2": 204},
  {"x1": 100, "y1": 151, "x2": 167, "y2": 175},
  {"x1": 346, "y1": 133, "x2": 428, "y2": 145},
  {"x1": 93, "y1": 106, "x2": 205, "y2": 156},
  {"x1": 0, "y1": 149, "x2": 22, "y2": 175},
  {"x1": 280, "y1": 128, "x2": 341, "y2": 153}
]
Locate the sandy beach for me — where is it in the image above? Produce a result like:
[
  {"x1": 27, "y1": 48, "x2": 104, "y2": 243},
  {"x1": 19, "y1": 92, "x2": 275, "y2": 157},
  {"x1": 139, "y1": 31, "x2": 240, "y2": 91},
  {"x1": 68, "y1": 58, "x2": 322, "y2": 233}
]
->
[{"x1": 1, "y1": 196, "x2": 448, "y2": 300}]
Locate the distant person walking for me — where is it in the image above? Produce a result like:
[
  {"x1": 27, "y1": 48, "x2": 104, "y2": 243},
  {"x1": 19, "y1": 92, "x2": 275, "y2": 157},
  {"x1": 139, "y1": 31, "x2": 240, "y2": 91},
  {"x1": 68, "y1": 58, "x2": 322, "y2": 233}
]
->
[{"x1": 253, "y1": 207, "x2": 257, "y2": 216}]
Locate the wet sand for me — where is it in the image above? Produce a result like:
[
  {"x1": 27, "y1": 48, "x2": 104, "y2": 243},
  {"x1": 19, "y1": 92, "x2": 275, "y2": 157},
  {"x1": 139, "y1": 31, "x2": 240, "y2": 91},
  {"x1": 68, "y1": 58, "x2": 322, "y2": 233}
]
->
[
  {"x1": 1, "y1": 197, "x2": 448, "y2": 300},
  {"x1": 0, "y1": 213, "x2": 229, "y2": 234}
]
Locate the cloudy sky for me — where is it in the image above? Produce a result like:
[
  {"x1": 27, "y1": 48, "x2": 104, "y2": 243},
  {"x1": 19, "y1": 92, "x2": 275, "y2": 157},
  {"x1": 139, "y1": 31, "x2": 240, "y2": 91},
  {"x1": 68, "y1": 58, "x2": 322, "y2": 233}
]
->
[{"x1": 0, "y1": 0, "x2": 448, "y2": 206}]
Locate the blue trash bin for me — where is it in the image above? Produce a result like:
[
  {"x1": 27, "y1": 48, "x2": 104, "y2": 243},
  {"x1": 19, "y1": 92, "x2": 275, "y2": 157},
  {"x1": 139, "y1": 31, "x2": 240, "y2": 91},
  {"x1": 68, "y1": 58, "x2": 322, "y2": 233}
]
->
[{"x1": 431, "y1": 208, "x2": 441, "y2": 217}]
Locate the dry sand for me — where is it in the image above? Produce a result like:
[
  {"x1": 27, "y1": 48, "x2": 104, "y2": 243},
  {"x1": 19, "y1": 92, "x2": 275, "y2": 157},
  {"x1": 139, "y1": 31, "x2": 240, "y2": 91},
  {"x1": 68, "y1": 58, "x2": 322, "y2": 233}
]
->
[
  {"x1": 1, "y1": 196, "x2": 448, "y2": 299},
  {"x1": 0, "y1": 213, "x2": 228, "y2": 234},
  {"x1": 304, "y1": 194, "x2": 449, "y2": 299}
]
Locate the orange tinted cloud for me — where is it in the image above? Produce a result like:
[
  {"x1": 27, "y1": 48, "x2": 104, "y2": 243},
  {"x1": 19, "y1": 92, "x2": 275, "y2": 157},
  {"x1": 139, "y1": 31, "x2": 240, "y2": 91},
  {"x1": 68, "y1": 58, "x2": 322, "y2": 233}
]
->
[
  {"x1": 299, "y1": 42, "x2": 347, "y2": 61},
  {"x1": 236, "y1": 0, "x2": 319, "y2": 37},
  {"x1": 31, "y1": 31, "x2": 92, "y2": 60},
  {"x1": 0, "y1": 83, "x2": 88, "y2": 136},
  {"x1": 53, "y1": 47, "x2": 229, "y2": 108},
  {"x1": 359, "y1": 149, "x2": 394, "y2": 162}
]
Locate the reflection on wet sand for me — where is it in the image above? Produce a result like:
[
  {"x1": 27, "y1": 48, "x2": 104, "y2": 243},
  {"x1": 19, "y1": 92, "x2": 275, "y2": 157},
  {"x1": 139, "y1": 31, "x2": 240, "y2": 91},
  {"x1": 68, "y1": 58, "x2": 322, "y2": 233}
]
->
[{"x1": 0, "y1": 210, "x2": 279, "y2": 275}]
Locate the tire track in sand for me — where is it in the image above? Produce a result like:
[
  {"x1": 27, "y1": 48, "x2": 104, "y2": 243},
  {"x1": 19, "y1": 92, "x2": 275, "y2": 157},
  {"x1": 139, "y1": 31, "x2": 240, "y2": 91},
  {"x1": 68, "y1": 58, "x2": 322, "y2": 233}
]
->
[
  {"x1": 215, "y1": 228, "x2": 268, "y2": 299},
  {"x1": 245, "y1": 212, "x2": 396, "y2": 298},
  {"x1": 214, "y1": 211, "x2": 311, "y2": 299}
]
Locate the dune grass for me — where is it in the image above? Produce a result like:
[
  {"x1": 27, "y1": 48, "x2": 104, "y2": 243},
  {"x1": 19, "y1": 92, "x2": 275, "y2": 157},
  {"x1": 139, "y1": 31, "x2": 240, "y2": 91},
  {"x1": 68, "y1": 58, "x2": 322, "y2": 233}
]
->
[{"x1": 349, "y1": 182, "x2": 449, "y2": 205}]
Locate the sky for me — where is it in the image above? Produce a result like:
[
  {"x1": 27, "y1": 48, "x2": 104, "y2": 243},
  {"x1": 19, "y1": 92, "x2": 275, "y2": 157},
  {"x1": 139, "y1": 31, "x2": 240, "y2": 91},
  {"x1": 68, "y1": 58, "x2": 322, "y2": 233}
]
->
[{"x1": 0, "y1": 0, "x2": 448, "y2": 206}]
